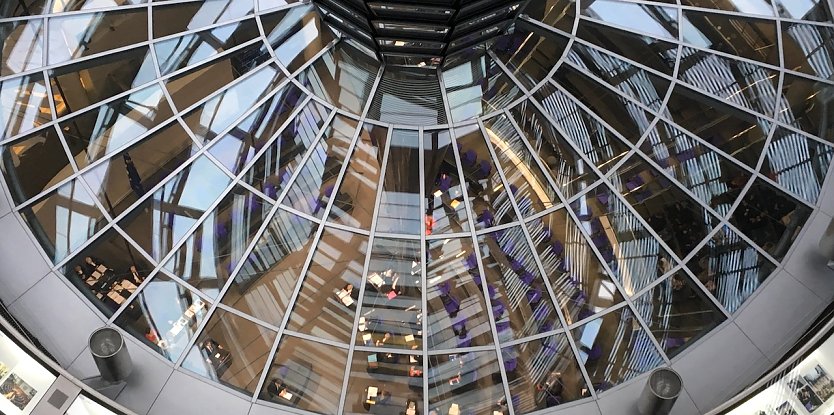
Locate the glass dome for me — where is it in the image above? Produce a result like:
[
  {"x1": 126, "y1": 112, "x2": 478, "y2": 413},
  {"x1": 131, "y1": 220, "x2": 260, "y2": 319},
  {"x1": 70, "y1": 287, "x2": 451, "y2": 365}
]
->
[{"x1": 0, "y1": 0, "x2": 832, "y2": 414}]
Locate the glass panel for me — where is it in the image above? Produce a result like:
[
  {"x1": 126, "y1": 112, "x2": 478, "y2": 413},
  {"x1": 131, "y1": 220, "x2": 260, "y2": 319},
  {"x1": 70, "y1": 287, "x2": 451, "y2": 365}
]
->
[
  {"x1": 502, "y1": 334, "x2": 588, "y2": 413},
  {"x1": 613, "y1": 157, "x2": 719, "y2": 259},
  {"x1": 509, "y1": 100, "x2": 600, "y2": 198},
  {"x1": 52, "y1": 0, "x2": 147, "y2": 12},
  {"x1": 581, "y1": 0, "x2": 678, "y2": 41},
  {"x1": 575, "y1": 18, "x2": 678, "y2": 76},
  {"x1": 50, "y1": 47, "x2": 156, "y2": 116},
  {"x1": 427, "y1": 351, "x2": 508, "y2": 415},
  {"x1": 60, "y1": 84, "x2": 174, "y2": 170},
  {"x1": 678, "y1": 0, "x2": 776, "y2": 16},
  {"x1": 777, "y1": 73, "x2": 834, "y2": 145},
  {"x1": 233, "y1": 98, "x2": 328, "y2": 196},
  {"x1": 781, "y1": 22, "x2": 834, "y2": 81},
  {"x1": 81, "y1": 121, "x2": 199, "y2": 219},
  {"x1": 297, "y1": 40, "x2": 380, "y2": 114},
  {"x1": 48, "y1": 9, "x2": 148, "y2": 65},
  {"x1": 19, "y1": 179, "x2": 106, "y2": 264},
  {"x1": 221, "y1": 209, "x2": 319, "y2": 326},
  {"x1": 181, "y1": 309, "x2": 277, "y2": 394},
  {"x1": 117, "y1": 156, "x2": 231, "y2": 262},
  {"x1": 775, "y1": 0, "x2": 831, "y2": 20},
  {"x1": 521, "y1": 0, "x2": 575, "y2": 32},
  {"x1": 163, "y1": 185, "x2": 273, "y2": 299},
  {"x1": 681, "y1": 9, "x2": 779, "y2": 66},
  {"x1": 687, "y1": 226, "x2": 776, "y2": 314},
  {"x1": 152, "y1": 0, "x2": 255, "y2": 39},
  {"x1": 376, "y1": 129, "x2": 422, "y2": 234},
  {"x1": 182, "y1": 64, "x2": 285, "y2": 144},
  {"x1": 676, "y1": 47, "x2": 779, "y2": 118},
  {"x1": 526, "y1": 209, "x2": 625, "y2": 324},
  {"x1": 534, "y1": 82, "x2": 631, "y2": 171},
  {"x1": 285, "y1": 227, "x2": 368, "y2": 343},
  {"x1": 0, "y1": 0, "x2": 48, "y2": 18},
  {"x1": 553, "y1": 65, "x2": 656, "y2": 144},
  {"x1": 483, "y1": 115, "x2": 560, "y2": 217},
  {"x1": 368, "y1": 68, "x2": 446, "y2": 126},
  {"x1": 0, "y1": 19, "x2": 44, "y2": 76},
  {"x1": 639, "y1": 119, "x2": 753, "y2": 218},
  {"x1": 164, "y1": 42, "x2": 270, "y2": 111},
  {"x1": 453, "y1": 124, "x2": 517, "y2": 229},
  {"x1": 729, "y1": 179, "x2": 812, "y2": 261},
  {"x1": 478, "y1": 226, "x2": 561, "y2": 342},
  {"x1": 260, "y1": 336, "x2": 348, "y2": 414},
  {"x1": 115, "y1": 274, "x2": 210, "y2": 362},
  {"x1": 0, "y1": 72, "x2": 52, "y2": 140},
  {"x1": 493, "y1": 22, "x2": 571, "y2": 90},
  {"x1": 632, "y1": 272, "x2": 726, "y2": 357},
  {"x1": 326, "y1": 123, "x2": 386, "y2": 230},
  {"x1": 0, "y1": 126, "x2": 72, "y2": 205},
  {"x1": 155, "y1": 18, "x2": 262, "y2": 76},
  {"x1": 761, "y1": 127, "x2": 834, "y2": 204},
  {"x1": 357, "y1": 237, "x2": 423, "y2": 350},
  {"x1": 423, "y1": 129, "x2": 469, "y2": 235},
  {"x1": 443, "y1": 53, "x2": 521, "y2": 123},
  {"x1": 570, "y1": 185, "x2": 676, "y2": 296},
  {"x1": 426, "y1": 238, "x2": 492, "y2": 350},
  {"x1": 280, "y1": 115, "x2": 356, "y2": 219},
  {"x1": 345, "y1": 351, "x2": 423, "y2": 415},
  {"x1": 570, "y1": 307, "x2": 664, "y2": 392},
  {"x1": 61, "y1": 227, "x2": 154, "y2": 317},
  {"x1": 664, "y1": 84, "x2": 771, "y2": 168},
  {"x1": 261, "y1": 4, "x2": 336, "y2": 73}
]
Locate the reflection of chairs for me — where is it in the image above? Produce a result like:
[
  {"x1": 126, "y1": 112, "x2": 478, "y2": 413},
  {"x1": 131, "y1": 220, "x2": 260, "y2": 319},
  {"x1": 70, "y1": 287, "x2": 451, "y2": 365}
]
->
[{"x1": 461, "y1": 150, "x2": 477, "y2": 167}]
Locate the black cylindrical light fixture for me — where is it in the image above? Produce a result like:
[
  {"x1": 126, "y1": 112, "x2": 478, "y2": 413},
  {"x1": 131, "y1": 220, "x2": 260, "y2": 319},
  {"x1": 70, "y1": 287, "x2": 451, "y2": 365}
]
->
[
  {"x1": 638, "y1": 368, "x2": 682, "y2": 415},
  {"x1": 89, "y1": 327, "x2": 133, "y2": 383}
]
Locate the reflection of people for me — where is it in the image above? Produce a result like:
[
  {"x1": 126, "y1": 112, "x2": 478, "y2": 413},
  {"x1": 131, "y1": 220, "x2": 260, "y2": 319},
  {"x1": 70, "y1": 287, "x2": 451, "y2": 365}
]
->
[{"x1": 376, "y1": 332, "x2": 391, "y2": 347}]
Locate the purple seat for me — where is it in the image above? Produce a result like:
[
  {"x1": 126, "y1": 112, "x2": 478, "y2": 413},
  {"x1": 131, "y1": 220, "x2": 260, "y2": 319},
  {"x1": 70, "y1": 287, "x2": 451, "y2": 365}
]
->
[
  {"x1": 437, "y1": 281, "x2": 452, "y2": 296},
  {"x1": 550, "y1": 240, "x2": 564, "y2": 257},
  {"x1": 495, "y1": 319, "x2": 511, "y2": 332},
  {"x1": 438, "y1": 175, "x2": 452, "y2": 192},
  {"x1": 443, "y1": 296, "x2": 460, "y2": 315},
  {"x1": 532, "y1": 304, "x2": 549, "y2": 321},
  {"x1": 457, "y1": 335, "x2": 472, "y2": 348},
  {"x1": 478, "y1": 211, "x2": 494, "y2": 226},
  {"x1": 492, "y1": 300, "x2": 506, "y2": 318},
  {"x1": 510, "y1": 259, "x2": 523, "y2": 272},
  {"x1": 596, "y1": 192, "x2": 610, "y2": 206},
  {"x1": 487, "y1": 284, "x2": 497, "y2": 299},
  {"x1": 462, "y1": 150, "x2": 477, "y2": 167},
  {"x1": 527, "y1": 289, "x2": 542, "y2": 304},
  {"x1": 476, "y1": 160, "x2": 491, "y2": 178},
  {"x1": 504, "y1": 358, "x2": 517, "y2": 372},
  {"x1": 520, "y1": 271, "x2": 535, "y2": 285},
  {"x1": 465, "y1": 254, "x2": 478, "y2": 270}
]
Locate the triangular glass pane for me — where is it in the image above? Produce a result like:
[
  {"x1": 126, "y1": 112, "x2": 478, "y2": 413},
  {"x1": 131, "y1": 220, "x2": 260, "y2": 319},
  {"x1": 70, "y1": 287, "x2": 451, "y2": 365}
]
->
[
  {"x1": 728, "y1": 178, "x2": 812, "y2": 261},
  {"x1": 221, "y1": 208, "x2": 320, "y2": 326},
  {"x1": 612, "y1": 157, "x2": 721, "y2": 259},
  {"x1": 115, "y1": 273, "x2": 210, "y2": 363},
  {"x1": 534, "y1": 82, "x2": 631, "y2": 171},
  {"x1": 526, "y1": 209, "x2": 625, "y2": 324},
  {"x1": 19, "y1": 178, "x2": 107, "y2": 264},
  {"x1": 259, "y1": 335, "x2": 348, "y2": 414},
  {"x1": 453, "y1": 124, "x2": 518, "y2": 229},
  {"x1": 426, "y1": 237, "x2": 493, "y2": 350},
  {"x1": 761, "y1": 127, "x2": 834, "y2": 204},
  {"x1": 61, "y1": 227, "x2": 154, "y2": 318},
  {"x1": 346, "y1": 350, "x2": 423, "y2": 413},
  {"x1": 632, "y1": 271, "x2": 726, "y2": 357},
  {"x1": 478, "y1": 226, "x2": 561, "y2": 342},
  {"x1": 326, "y1": 123, "x2": 386, "y2": 230},
  {"x1": 0, "y1": 126, "x2": 71, "y2": 205},
  {"x1": 509, "y1": 99, "x2": 601, "y2": 198},
  {"x1": 502, "y1": 333, "x2": 589, "y2": 413},
  {"x1": 181, "y1": 309, "x2": 277, "y2": 394},
  {"x1": 231, "y1": 97, "x2": 328, "y2": 193},
  {"x1": 118, "y1": 155, "x2": 232, "y2": 262},
  {"x1": 285, "y1": 227, "x2": 368, "y2": 343},
  {"x1": 356, "y1": 237, "x2": 423, "y2": 350},
  {"x1": 687, "y1": 225, "x2": 777, "y2": 314},
  {"x1": 423, "y1": 129, "x2": 470, "y2": 234},
  {"x1": 163, "y1": 185, "x2": 273, "y2": 299},
  {"x1": 483, "y1": 114, "x2": 561, "y2": 217},
  {"x1": 376, "y1": 129, "x2": 422, "y2": 235},
  {"x1": 664, "y1": 83, "x2": 771, "y2": 168},
  {"x1": 427, "y1": 351, "x2": 508, "y2": 414},
  {"x1": 639, "y1": 119, "x2": 753, "y2": 218},
  {"x1": 492, "y1": 21, "x2": 571, "y2": 90},
  {"x1": 569, "y1": 307, "x2": 664, "y2": 392}
]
